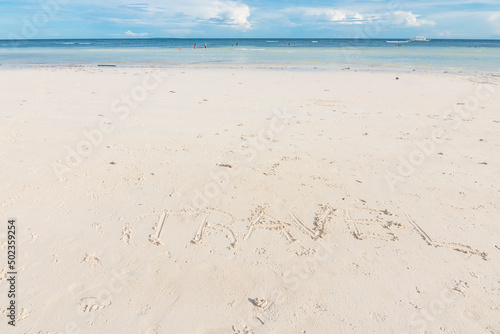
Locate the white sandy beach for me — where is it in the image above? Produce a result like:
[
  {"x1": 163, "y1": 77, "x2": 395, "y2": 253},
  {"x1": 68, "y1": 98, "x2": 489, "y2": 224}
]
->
[{"x1": 1, "y1": 67, "x2": 500, "y2": 334}]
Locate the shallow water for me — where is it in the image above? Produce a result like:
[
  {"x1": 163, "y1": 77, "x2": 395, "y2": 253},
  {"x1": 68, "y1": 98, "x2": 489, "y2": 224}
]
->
[{"x1": 0, "y1": 38, "x2": 499, "y2": 71}]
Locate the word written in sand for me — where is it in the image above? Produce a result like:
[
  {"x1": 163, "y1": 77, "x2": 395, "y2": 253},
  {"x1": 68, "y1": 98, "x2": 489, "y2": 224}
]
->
[
  {"x1": 139, "y1": 205, "x2": 488, "y2": 261},
  {"x1": 6, "y1": 219, "x2": 17, "y2": 326}
]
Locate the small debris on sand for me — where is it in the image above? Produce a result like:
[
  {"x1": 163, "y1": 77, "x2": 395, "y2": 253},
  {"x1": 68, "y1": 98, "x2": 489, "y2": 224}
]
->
[{"x1": 251, "y1": 298, "x2": 268, "y2": 308}]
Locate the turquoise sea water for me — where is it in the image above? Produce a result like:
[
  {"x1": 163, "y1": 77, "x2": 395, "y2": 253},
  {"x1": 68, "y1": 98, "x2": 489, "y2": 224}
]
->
[{"x1": 0, "y1": 38, "x2": 499, "y2": 72}]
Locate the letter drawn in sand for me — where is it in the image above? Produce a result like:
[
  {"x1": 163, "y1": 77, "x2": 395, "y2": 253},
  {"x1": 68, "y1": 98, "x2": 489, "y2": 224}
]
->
[
  {"x1": 191, "y1": 208, "x2": 237, "y2": 249},
  {"x1": 245, "y1": 205, "x2": 336, "y2": 243},
  {"x1": 344, "y1": 207, "x2": 404, "y2": 241},
  {"x1": 149, "y1": 212, "x2": 168, "y2": 246},
  {"x1": 140, "y1": 209, "x2": 237, "y2": 248},
  {"x1": 406, "y1": 213, "x2": 488, "y2": 261},
  {"x1": 244, "y1": 206, "x2": 296, "y2": 243},
  {"x1": 289, "y1": 204, "x2": 335, "y2": 240}
]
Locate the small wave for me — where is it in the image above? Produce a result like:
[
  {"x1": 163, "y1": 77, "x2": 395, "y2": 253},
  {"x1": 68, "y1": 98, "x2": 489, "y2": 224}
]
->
[
  {"x1": 386, "y1": 40, "x2": 409, "y2": 43},
  {"x1": 55, "y1": 42, "x2": 93, "y2": 45},
  {"x1": 311, "y1": 41, "x2": 318, "y2": 43},
  {"x1": 266, "y1": 41, "x2": 278, "y2": 43}
]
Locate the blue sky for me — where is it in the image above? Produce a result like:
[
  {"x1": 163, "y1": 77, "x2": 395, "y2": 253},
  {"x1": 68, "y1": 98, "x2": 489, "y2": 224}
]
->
[{"x1": 1, "y1": 0, "x2": 499, "y2": 39}]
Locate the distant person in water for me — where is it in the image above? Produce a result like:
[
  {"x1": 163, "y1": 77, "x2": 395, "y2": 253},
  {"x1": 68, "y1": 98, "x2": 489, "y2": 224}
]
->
[
  {"x1": 236, "y1": 42, "x2": 239, "y2": 46},
  {"x1": 194, "y1": 44, "x2": 196, "y2": 49},
  {"x1": 204, "y1": 42, "x2": 207, "y2": 49}
]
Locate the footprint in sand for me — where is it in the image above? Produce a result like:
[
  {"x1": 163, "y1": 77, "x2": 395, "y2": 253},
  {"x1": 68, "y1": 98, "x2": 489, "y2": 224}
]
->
[
  {"x1": 121, "y1": 223, "x2": 132, "y2": 243},
  {"x1": 82, "y1": 253, "x2": 101, "y2": 267},
  {"x1": 231, "y1": 325, "x2": 255, "y2": 334},
  {"x1": 79, "y1": 297, "x2": 111, "y2": 312}
]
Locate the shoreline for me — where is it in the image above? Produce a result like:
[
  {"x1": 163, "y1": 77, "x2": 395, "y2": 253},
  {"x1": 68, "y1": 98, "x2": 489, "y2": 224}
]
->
[{"x1": 1, "y1": 63, "x2": 500, "y2": 75}]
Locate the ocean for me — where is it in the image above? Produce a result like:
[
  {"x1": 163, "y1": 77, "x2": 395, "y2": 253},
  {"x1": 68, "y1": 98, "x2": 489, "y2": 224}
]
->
[{"x1": 0, "y1": 38, "x2": 499, "y2": 72}]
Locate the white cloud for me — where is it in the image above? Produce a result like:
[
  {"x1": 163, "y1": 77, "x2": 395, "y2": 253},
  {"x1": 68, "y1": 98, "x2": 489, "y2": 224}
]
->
[
  {"x1": 105, "y1": 18, "x2": 148, "y2": 25},
  {"x1": 391, "y1": 11, "x2": 435, "y2": 27},
  {"x1": 281, "y1": 7, "x2": 437, "y2": 28},
  {"x1": 199, "y1": 0, "x2": 251, "y2": 29},
  {"x1": 424, "y1": 11, "x2": 500, "y2": 38},
  {"x1": 284, "y1": 7, "x2": 365, "y2": 25},
  {"x1": 488, "y1": 13, "x2": 500, "y2": 35},
  {"x1": 125, "y1": 30, "x2": 149, "y2": 37},
  {"x1": 216, "y1": 1, "x2": 251, "y2": 29},
  {"x1": 94, "y1": 0, "x2": 252, "y2": 30}
]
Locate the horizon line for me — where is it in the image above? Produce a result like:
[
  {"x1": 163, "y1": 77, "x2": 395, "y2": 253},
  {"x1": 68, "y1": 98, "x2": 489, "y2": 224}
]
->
[{"x1": 1, "y1": 37, "x2": 500, "y2": 41}]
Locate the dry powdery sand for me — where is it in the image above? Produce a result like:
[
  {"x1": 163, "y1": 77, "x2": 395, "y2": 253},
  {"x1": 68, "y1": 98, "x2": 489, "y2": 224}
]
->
[{"x1": 0, "y1": 67, "x2": 500, "y2": 334}]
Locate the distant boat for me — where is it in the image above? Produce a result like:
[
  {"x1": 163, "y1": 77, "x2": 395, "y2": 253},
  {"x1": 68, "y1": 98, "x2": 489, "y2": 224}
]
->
[{"x1": 411, "y1": 36, "x2": 430, "y2": 42}]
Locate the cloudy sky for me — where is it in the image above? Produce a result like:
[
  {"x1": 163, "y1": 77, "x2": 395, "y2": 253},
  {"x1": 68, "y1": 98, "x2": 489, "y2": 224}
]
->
[{"x1": 1, "y1": 0, "x2": 499, "y2": 39}]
